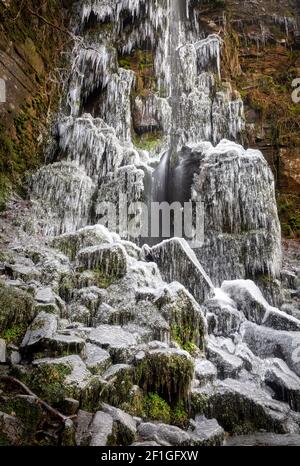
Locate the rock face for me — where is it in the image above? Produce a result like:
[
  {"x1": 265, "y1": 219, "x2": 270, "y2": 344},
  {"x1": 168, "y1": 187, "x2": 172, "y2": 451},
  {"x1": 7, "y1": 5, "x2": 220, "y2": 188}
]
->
[
  {"x1": 191, "y1": 141, "x2": 281, "y2": 286},
  {"x1": 146, "y1": 238, "x2": 213, "y2": 304},
  {"x1": 0, "y1": 1, "x2": 72, "y2": 210}
]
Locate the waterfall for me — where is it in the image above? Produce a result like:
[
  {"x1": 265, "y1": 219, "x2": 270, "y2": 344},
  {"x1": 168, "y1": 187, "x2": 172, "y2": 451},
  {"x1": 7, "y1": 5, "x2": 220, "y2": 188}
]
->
[{"x1": 29, "y1": 0, "x2": 281, "y2": 286}]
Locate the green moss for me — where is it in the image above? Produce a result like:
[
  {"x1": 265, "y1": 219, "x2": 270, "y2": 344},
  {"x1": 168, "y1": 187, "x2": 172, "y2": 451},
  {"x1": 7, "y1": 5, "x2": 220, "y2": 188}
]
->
[
  {"x1": 132, "y1": 131, "x2": 162, "y2": 152},
  {"x1": 22, "y1": 363, "x2": 72, "y2": 405},
  {"x1": 144, "y1": 393, "x2": 171, "y2": 423},
  {"x1": 1, "y1": 324, "x2": 27, "y2": 344},
  {"x1": 93, "y1": 268, "x2": 117, "y2": 289},
  {"x1": 0, "y1": 284, "x2": 35, "y2": 334},
  {"x1": 121, "y1": 387, "x2": 145, "y2": 418},
  {"x1": 278, "y1": 194, "x2": 300, "y2": 239},
  {"x1": 191, "y1": 392, "x2": 209, "y2": 415},
  {"x1": 182, "y1": 342, "x2": 199, "y2": 357},
  {"x1": 101, "y1": 366, "x2": 135, "y2": 408},
  {"x1": 171, "y1": 401, "x2": 189, "y2": 429},
  {"x1": 0, "y1": 1, "x2": 70, "y2": 206},
  {"x1": 135, "y1": 352, "x2": 194, "y2": 404}
]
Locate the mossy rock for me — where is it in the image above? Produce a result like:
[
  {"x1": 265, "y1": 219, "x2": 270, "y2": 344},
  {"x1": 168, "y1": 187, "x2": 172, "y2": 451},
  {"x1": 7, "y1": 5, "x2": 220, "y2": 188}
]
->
[
  {"x1": 135, "y1": 349, "x2": 194, "y2": 405},
  {"x1": 0, "y1": 284, "x2": 35, "y2": 341}
]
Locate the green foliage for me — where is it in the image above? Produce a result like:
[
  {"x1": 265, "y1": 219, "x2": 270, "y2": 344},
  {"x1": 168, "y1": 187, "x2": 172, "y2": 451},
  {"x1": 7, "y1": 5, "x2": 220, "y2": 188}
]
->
[
  {"x1": 171, "y1": 401, "x2": 189, "y2": 428},
  {"x1": 23, "y1": 363, "x2": 72, "y2": 405},
  {"x1": 1, "y1": 324, "x2": 27, "y2": 344},
  {"x1": 144, "y1": 393, "x2": 171, "y2": 423},
  {"x1": 132, "y1": 130, "x2": 162, "y2": 152},
  {"x1": 171, "y1": 324, "x2": 201, "y2": 356},
  {"x1": 182, "y1": 341, "x2": 199, "y2": 356}
]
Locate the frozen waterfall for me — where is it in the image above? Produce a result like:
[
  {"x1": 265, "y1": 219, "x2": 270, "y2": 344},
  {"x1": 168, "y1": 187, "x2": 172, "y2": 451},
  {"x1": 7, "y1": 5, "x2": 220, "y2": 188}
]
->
[{"x1": 30, "y1": 0, "x2": 281, "y2": 290}]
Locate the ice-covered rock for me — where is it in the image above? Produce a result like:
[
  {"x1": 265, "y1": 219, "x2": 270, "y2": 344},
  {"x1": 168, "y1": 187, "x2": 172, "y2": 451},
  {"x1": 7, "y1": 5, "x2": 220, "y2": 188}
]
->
[
  {"x1": 89, "y1": 411, "x2": 114, "y2": 446},
  {"x1": 264, "y1": 359, "x2": 300, "y2": 412},
  {"x1": 138, "y1": 422, "x2": 190, "y2": 446},
  {"x1": 194, "y1": 359, "x2": 217, "y2": 387},
  {"x1": 87, "y1": 325, "x2": 139, "y2": 363},
  {"x1": 134, "y1": 345, "x2": 194, "y2": 404},
  {"x1": 77, "y1": 243, "x2": 128, "y2": 279},
  {"x1": 204, "y1": 288, "x2": 244, "y2": 336},
  {"x1": 147, "y1": 238, "x2": 213, "y2": 304},
  {"x1": 189, "y1": 415, "x2": 225, "y2": 446},
  {"x1": 222, "y1": 280, "x2": 300, "y2": 331},
  {"x1": 84, "y1": 343, "x2": 111, "y2": 375},
  {"x1": 241, "y1": 321, "x2": 300, "y2": 377},
  {"x1": 206, "y1": 338, "x2": 243, "y2": 379},
  {"x1": 21, "y1": 312, "x2": 58, "y2": 353},
  {"x1": 152, "y1": 282, "x2": 207, "y2": 349},
  {"x1": 191, "y1": 140, "x2": 281, "y2": 286},
  {"x1": 31, "y1": 355, "x2": 102, "y2": 406},
  {"x1": 52, "y1": 225, "x2": 117, "y2": 261},
  {"x1": 102, "y1": 404, "x2": 137, "y2": 444},
  {"x1": 193, "y1": 378, "x2": 300, "y2": 434}
]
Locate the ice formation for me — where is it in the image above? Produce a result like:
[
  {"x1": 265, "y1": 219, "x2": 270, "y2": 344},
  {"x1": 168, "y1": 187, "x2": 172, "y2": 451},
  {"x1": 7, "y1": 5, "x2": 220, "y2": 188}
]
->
[{"x1": 30, "y1": 0, "x2": 280, "y2": 291}]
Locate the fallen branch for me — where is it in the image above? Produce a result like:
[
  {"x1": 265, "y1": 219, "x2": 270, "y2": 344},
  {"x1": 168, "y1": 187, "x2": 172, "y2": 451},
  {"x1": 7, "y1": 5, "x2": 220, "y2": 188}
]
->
[{"x1": 0, "y1": 375, "x2": 76, "y2": 424}]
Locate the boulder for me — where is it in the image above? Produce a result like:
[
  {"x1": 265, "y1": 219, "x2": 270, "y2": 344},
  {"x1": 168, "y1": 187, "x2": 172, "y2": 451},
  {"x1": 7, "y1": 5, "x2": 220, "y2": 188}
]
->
[
  {"x1": 89, "y1": 411, "x2": 115, "y2": 446},
  {"x1": 52, "y1": 225, "x2": 117, "y2": 261},
  {"x1": 154, "y1": 282, "x2": 207, "y2": 350},
  {"x1": 88, "y1": 325, "x2": 139, "y2": 363},
  {"x1": 206, "y1": 339, "x2": 243, "y2": 379},
  {"x1": 101, "y1": 364, "x2": 135, "y2": 407},
  {"x1": 241, "y1": 321, "x2": 300, "y2": 377},
  {"x1": 204, "y1": 288, "x2": 244, "y2": 336},
  {"x1": 135, "y1": 346, "x2": 194, "y2": 404},
  {"x1": 77, "y1": 243, "x2": 128, "y2": 279},
  {"x1": 21, "y1": 312, "x2": 58, "y2": 352},
  {"x1": 75, "y1": 410, "x2": 94, "y2": 446},
  {"x1": 102, "y1": 404, "x2": 137, "y2": 444},
  {"x1": 189, "y1": 415, "x2": 224, "y2": 446},
  {"x1": 193, "y1": 378, "x2": 300, "y2": 434},
  {"x1": 21, "y1": 312, "x2": 85, "y2": 358},
  {"x1": 146, "y1": 238, "x2": 213, "y2": 304},
  {"x1": 194, "y1": 359, "x2": 217, "y2": 387},
  {"x1": 221, "y1": 280, "x2": 300, "y2": 331},
  {"x1": 138, "y1": 422, "x2": 190, "y2": 446},
  {"x1": 35, "y1": 287, "x2": 57, "y2": 305},
  {"x1": 29, "y1": 355, "x2": 102, "y2": 407},
  {"x1": 264, "y1": 359, "x2": 300, "y2": 412},
  {"x1": 84, "y1": 343, "x2": 111, "y2": 374}
]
